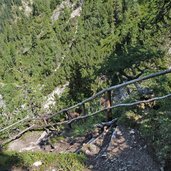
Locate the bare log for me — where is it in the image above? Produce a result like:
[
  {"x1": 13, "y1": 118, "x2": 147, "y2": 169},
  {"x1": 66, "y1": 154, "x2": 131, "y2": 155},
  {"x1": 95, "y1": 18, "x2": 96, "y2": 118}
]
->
[
  {"x1": 75, "y1": 118, "x2": 117, "y2": 153},
  {"x1": 95, "y1": 118, "x2": 118, "y2": 128}
]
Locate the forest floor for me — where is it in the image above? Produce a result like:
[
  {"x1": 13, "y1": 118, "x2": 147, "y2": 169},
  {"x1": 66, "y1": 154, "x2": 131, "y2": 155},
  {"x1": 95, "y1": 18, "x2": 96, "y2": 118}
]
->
[{"x1": 5, "y1": 125, "x2": 161, "y2": 171}]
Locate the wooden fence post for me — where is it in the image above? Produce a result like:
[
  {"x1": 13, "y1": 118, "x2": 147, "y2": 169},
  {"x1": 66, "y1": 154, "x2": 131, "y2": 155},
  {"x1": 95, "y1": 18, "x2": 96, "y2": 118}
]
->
[
  {"x1": 106, "y1": 90, "x2": 112, "y2": 121},
  {"x1": 82, "y1": 103, "x2": 86, "y2": 115}
]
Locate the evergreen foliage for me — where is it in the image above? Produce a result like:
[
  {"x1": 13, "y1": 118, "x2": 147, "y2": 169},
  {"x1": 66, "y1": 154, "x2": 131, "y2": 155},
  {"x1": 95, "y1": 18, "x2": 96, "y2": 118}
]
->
[
  {"x1": 0, "y1": 0, "x2": 170, "y2": 115},
  {"x1": 0, "y1": 0, "x2": 171, "y2": 168}
]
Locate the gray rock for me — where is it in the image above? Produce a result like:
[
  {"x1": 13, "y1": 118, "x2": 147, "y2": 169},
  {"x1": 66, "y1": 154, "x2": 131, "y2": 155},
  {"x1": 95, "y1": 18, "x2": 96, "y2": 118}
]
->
[{"x1": 0, "y1": 94, "x2": 5, "y2": 108}]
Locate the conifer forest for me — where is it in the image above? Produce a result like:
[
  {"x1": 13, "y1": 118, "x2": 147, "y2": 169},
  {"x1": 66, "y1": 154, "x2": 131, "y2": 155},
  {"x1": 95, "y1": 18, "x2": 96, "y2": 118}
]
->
[{"x1": 0, "y1": 0, "x2": 171, "y2": 170}]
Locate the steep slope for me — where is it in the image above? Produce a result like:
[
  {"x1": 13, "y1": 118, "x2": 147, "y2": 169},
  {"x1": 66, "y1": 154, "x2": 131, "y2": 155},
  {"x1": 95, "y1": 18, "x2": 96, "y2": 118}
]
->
[{"x1": 0, "y1": 1, "x2": 171, "y2": 170}]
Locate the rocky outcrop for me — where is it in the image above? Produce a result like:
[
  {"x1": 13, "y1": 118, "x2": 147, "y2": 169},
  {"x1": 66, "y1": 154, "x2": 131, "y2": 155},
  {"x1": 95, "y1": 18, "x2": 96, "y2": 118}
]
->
[
  {"x1": 51, "y1": 0, "x2": 82, "y2": 22},
  {"x1": 70, "y1": 6, "x2": 82, "y2": 19},
  {"x1": 18, "y1": 0, "x2": 33, "y2": 16},
  {"x1": 43, "y1": 83, "x2": 69, "y2": 110},
  {"x1": 0, "y1": 94, "x2": 6, "y2": 109},
  {"x1": 112, "y1": 87, "x2": 130, "y2": 103},
  {"x1": 168, "y1": 47, "x2": 171, "y2": 54},
  {"x1": 51, "y1": 0, "x2": 72, "y2": 21}
]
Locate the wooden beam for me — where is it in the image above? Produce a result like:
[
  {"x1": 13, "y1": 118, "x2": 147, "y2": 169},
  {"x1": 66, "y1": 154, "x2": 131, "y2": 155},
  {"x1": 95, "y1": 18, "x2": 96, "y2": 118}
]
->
[
  {"x1": 43, "y1": 93, "x2": 171, "y2": 128},
  {"x1": 1, "y1": 69, "x2": 171, "y2": 136}
]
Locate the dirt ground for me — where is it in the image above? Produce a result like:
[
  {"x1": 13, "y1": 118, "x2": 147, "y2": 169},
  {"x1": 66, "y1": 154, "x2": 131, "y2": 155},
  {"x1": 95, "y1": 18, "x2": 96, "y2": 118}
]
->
[
  {"x1": 6, "y1": 126, "x2": 161, "y2": 171},
  {"x1": 85, "y1": 126, "x2": 161, "y2": 171}
]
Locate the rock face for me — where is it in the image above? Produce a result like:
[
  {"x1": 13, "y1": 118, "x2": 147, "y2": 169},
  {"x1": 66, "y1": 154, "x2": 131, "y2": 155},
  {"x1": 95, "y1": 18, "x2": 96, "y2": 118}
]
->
[
  {"x1": 43, "y1": 82, "x2": 69, "y2": 110},
  {"x1": 70, "y1": 6, "x2": 82, "y2": 19},
  {"x1": 51, "y1": 0, "x2": 82, "y2": 22},
  {"x1": 33, "y1": 161, "x2": 42, "y2": 167},
  {"x1": 168, "y1": 47, "x2": 171, "y2": 54},
  {"x1": 17, "y1": 0, "x2": 33, "y2": 17},
  {"x1": 7, "y1": 131, "x2": 43, "y2": 152},
  {"x1": 51, "y1": 0, "x2": 72, "y2": 21},
  {"x1": 81, "y1": 144, "x2": 100, "y2": 156},
  {"x1": 21, "y1": 0, "x2": 32, "y2": 16},
  {"x1": 112, "y1": 87, "x2": 130, "y2": 102}
]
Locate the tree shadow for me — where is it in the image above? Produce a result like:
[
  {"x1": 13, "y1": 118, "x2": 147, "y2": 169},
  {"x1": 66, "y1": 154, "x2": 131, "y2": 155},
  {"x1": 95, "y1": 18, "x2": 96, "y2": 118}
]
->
[
  {"x1": 0, "y1": 151, "x2": 28, "y2": 171},
  {"x1": 99, "y1": 44, "x2": 163, "y2": 86}
]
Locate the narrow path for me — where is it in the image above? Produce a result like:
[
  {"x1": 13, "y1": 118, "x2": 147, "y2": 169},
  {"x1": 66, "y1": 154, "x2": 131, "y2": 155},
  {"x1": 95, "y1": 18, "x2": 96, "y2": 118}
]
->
[
  {"x1": 86, "y1": 126, "x2": 160, "y2": 171},
  {"x1": 6, "y1": 126, "x2": 161, "y2": 171}
]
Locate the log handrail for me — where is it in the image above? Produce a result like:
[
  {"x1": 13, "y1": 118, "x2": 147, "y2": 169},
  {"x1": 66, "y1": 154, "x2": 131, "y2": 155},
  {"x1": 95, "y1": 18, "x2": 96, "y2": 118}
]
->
[
  {"x1": 41, "y1": 93, "x2": 171, "y2": 128},
  {"x1": 46, "y1": 68, "x2": 171, "y2": 120},
  {"x1": 0, "y1": 116, "x2": 31, "y2": 133},
  {"x1": 0, "y1": 68, "x2": 171, "y2": 136},
  {"x1": 2, "y1": 93, "x2": 171, "y2": 146}
]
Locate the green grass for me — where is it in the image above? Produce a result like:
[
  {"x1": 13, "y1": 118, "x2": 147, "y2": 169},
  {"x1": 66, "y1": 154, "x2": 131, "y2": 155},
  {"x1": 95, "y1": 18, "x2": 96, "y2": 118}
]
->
[
  {"x1": 0, "y1": 151, "x2": 86, "y2": 171},
  {"x1": 70, "y1": 112, "x2": 106, "y2": 137},
  {"x1": 49, "y1": 135, "x2": 65, "y2": 144}
]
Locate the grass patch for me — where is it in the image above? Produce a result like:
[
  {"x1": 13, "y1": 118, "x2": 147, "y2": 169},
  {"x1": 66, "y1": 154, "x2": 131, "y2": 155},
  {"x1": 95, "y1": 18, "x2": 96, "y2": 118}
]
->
[
  {"x1": 118, "y1": 110, "x2": 142, "y2": 127},
  {"x1": 49, "y1": 136, "x2": 65, "y2": 145},
  {"x1": 70, "y1": 112, "x2": 106, "y2": 137},
  {"x1": 0, "y1": 151, "x2": 86, "y2": 171}
]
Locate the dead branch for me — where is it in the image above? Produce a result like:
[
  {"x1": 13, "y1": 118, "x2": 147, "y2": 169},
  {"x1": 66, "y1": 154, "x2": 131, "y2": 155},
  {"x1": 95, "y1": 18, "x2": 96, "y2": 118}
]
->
[{"x1": 95, "y1": 118, "x2": 118, "y2": 128}]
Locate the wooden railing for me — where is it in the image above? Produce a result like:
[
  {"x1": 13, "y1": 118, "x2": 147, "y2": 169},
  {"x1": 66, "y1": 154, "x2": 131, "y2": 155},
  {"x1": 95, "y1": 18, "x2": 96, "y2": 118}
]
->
[
  {"x1": 0, "y1": 68, "x2": 171, "y2": 144},
  {"x1": 45, "y1": 68, "x2": 171, "y2": 121}
]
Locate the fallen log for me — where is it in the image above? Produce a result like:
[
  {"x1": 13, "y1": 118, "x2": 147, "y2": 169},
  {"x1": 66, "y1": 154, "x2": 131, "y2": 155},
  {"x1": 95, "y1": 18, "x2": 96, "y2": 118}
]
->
[{"x1": 75, "y1": 118, "x2": 118, "y2": 154}]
